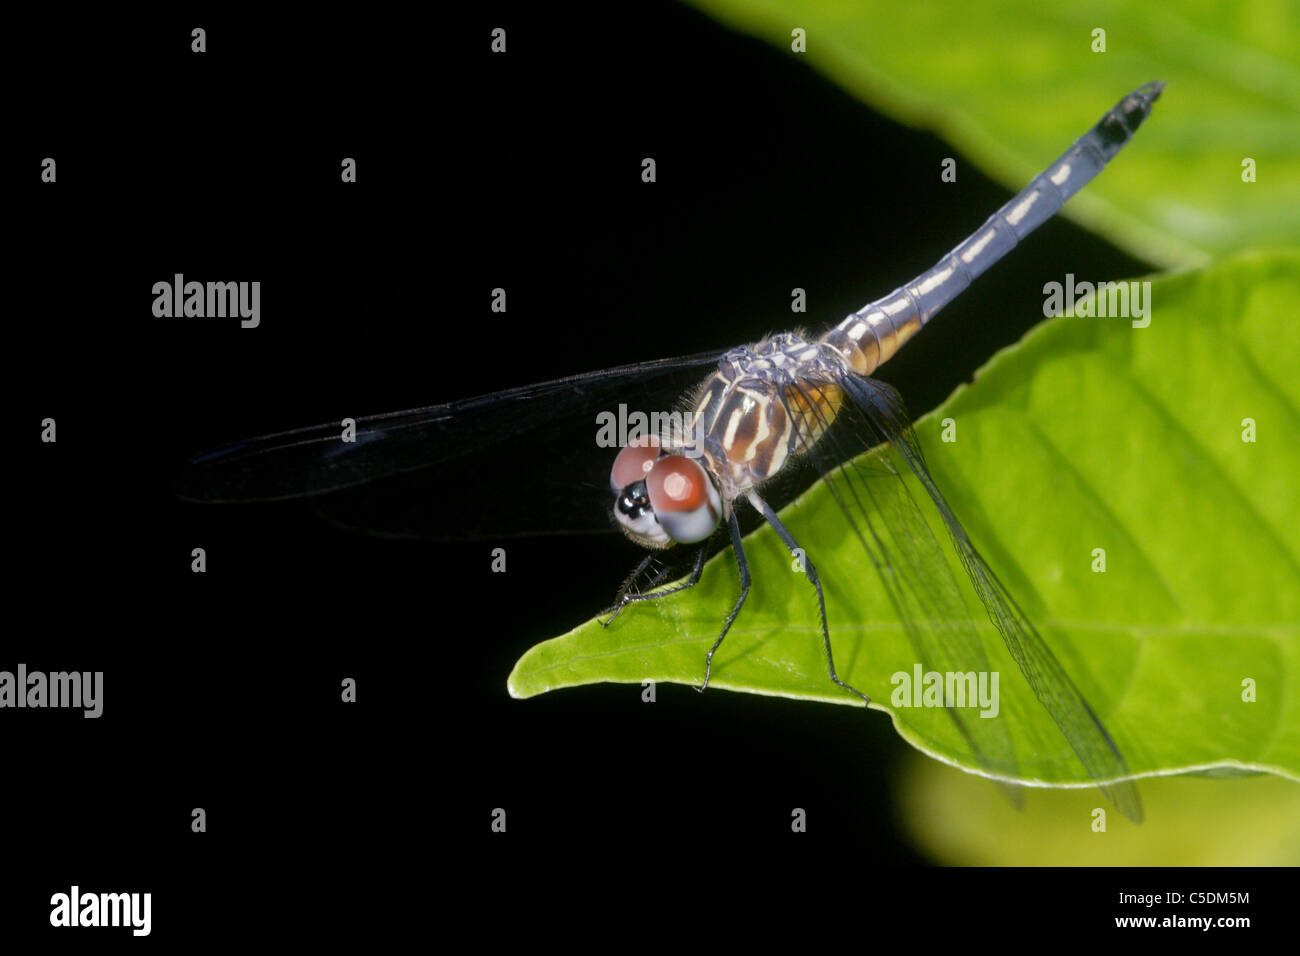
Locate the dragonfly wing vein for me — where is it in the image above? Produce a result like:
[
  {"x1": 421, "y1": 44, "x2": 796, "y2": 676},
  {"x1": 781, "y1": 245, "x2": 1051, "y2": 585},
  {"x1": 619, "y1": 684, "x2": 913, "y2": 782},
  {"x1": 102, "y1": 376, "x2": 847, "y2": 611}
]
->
[
  {"x1": 790, "y1": 376, "x2": 1022, "y2": 782},
  {"x1": 840, "y1": 374, "x2": 1143, "y2": 822}
]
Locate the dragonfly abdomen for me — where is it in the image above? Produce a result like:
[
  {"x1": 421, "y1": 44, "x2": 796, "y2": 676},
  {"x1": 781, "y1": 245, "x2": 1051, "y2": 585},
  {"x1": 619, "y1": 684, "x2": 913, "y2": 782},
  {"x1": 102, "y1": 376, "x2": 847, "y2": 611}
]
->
[{"x1": 822, "y1": 81, "x2": 1165, "y2": 377}]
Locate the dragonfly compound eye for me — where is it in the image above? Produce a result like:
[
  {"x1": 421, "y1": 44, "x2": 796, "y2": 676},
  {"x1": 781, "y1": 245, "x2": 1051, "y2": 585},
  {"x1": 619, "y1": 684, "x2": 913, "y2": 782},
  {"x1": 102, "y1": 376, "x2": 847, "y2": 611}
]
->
[
  {"x1": 645, "y1": 455, "x2": 721, "y2": 544},
  {"x1": 609, "y1": 436, "x2": 662, "y2": 493}
]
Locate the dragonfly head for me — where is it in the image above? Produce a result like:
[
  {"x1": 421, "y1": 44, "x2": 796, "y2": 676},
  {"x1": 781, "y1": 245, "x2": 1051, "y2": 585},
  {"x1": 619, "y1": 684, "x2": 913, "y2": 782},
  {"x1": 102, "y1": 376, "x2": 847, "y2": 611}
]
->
[{"x1": 610, "y1": 437, "x2": 722, "y2": 549}]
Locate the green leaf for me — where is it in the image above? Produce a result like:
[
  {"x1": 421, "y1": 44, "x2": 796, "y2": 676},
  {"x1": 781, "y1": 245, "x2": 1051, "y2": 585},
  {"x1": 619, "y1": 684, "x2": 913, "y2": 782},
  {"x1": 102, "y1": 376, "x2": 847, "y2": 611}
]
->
[
  {"x1": 684, "y1": 0, "x2": 1300, "y2": 268},
  {"x1": 509, "y1": 249, "x2": 1300, "y2": 790}
]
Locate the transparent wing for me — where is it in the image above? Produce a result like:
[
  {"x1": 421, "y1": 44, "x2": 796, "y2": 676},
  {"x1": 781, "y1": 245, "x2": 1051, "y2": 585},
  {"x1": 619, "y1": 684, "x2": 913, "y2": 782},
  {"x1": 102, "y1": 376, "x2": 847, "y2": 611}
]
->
[
  {"x1": 178, "y1": 350, "x2": 723, "y2": 538},
  {"x1": 785, "y1": 379, "x2": 1022, "y2": 792},
  {"x1": 790, "y1": 372, "x2": 1142, "y2": 821}
]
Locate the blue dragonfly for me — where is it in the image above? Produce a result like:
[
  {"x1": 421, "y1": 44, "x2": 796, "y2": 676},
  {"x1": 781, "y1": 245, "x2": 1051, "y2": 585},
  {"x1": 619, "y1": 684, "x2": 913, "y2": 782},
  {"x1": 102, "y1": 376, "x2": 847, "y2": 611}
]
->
[{"x1": 183, "y1": 83, "x2": 1164, "y2": 822}]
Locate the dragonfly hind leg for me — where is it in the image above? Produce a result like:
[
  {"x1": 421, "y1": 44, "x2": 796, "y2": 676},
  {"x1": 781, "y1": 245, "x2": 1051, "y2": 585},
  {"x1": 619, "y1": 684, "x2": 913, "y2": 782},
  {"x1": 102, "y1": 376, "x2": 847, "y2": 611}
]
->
[
  {"x1": 748, "y1": 492, "x2": 871, "y2": 705},
  {"x1": 600, "y1": 542, "x2": 708, "y2": 628}
]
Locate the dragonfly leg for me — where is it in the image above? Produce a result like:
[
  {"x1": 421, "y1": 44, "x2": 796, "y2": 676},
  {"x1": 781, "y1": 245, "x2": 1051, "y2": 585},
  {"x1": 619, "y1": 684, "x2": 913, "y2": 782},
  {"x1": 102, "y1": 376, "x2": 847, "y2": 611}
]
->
[
  {"x1": 601, "y1": 553, "x2": 654, "y2": 627},
  {"x1": 601, "y1": 544, "x2": 707, "y2": 627},
  {"x1": 748, "y1": 493, "x2": 871, "y2": 705},
  {"x1": 699, "y1": 511, "x2": 750, "y2": 692}
]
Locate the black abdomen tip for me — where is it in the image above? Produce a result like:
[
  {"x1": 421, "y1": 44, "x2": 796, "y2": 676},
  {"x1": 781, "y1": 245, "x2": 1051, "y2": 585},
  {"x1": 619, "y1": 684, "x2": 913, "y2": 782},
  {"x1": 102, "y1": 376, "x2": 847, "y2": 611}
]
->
[{"x1": 1116, "y1": 81, "x2": 1165, "y2": 133}]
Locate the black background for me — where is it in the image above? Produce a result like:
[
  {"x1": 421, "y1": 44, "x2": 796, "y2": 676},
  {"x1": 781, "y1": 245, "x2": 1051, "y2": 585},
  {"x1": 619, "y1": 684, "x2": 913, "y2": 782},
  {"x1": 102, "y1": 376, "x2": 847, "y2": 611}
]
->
[{"x1": 8, "y1": 2, "x2": 1278, "y2": 944}]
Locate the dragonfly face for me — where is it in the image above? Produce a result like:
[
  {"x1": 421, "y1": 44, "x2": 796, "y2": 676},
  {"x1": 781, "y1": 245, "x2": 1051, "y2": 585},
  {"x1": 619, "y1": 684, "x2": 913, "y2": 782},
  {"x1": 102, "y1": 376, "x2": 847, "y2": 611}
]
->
[{"x1": 610, "y1": 437, "x2": 723, "y2": 548}]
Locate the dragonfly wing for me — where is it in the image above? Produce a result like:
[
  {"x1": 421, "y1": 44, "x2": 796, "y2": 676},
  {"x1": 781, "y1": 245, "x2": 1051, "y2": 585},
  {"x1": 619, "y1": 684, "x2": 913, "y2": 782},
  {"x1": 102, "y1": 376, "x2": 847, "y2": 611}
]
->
[
  {"x1": 837, "y1": 374, "x2": 1143, "y2": 822},
  {"x1": 786, "y1": 379, "x2": 1022, "y2": 787},
  {"x1": 179, "y1": 350, "x2": 723, "y2": 538}
]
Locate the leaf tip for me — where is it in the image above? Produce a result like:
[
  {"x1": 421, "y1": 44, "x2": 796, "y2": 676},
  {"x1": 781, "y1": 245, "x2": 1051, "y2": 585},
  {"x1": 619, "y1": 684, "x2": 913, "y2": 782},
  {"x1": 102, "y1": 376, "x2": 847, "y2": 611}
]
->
[{"x1": 505, "y1": 668, "x2": 533, "y2": 700}]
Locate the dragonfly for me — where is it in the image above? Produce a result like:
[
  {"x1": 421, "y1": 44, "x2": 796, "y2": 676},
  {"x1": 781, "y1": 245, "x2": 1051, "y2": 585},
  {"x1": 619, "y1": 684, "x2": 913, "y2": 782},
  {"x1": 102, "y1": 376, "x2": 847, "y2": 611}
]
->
[{"x1": 182, "y1": 82, "x2": 1163, "y2": 822}]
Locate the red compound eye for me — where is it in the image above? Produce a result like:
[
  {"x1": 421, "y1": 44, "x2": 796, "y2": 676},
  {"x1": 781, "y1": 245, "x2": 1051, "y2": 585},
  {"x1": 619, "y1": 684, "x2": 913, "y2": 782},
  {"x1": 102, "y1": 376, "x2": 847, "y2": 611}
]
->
[
  {"x1": 646, "y1": 455, "x2": 707, "y2": 511},
  {"x1": 610, "y1": 436, "x2": 661, "y2": 493},
  {"x1": 645, "y1": 455, "x2": 721, "y2": 543}
]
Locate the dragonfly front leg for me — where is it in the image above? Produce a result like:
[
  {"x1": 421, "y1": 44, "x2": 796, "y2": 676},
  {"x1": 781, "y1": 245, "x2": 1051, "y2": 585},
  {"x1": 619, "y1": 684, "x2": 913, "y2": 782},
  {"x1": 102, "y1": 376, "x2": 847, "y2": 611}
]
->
[
  {"x1": 748, "y1": 492, "x2": 871, "y2": 705},
  {"x1": 698, "y1": 511, "x2": 751, "y2": 692},
  {"x1": 601, "y1": 543, "x2": 708, "y2": 627}
]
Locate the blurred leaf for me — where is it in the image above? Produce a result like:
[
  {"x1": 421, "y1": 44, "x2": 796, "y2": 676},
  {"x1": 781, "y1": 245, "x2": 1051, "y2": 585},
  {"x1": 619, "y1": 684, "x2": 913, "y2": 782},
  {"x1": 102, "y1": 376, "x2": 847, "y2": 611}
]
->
[
  {"x1": 685, "y1": 0, "x2": 1300, "y2": 268},
  {"x1": 899, "y1": 749, "x2": 1300, "y2": 864},
  {"x1": 511, "y1": 249, "x2": 1300, "y2": 792}
]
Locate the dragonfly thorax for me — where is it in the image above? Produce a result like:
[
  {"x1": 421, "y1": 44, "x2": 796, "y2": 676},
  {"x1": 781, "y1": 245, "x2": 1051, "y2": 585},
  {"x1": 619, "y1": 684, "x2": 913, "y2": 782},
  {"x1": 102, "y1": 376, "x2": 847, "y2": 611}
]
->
[
  {"x1": 606, "y1": 332, "x2": 848, "y2": 550},
  {"x1": 689, "y1": 333, "x2": 848, "y2": 498}
]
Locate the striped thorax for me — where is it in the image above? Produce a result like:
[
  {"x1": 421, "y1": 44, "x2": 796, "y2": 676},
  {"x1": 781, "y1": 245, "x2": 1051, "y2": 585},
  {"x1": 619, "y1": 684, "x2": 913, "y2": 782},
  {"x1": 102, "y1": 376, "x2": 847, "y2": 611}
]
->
[{"x1": 689, "y1": 333, "x2": 847, "y2": 497}]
